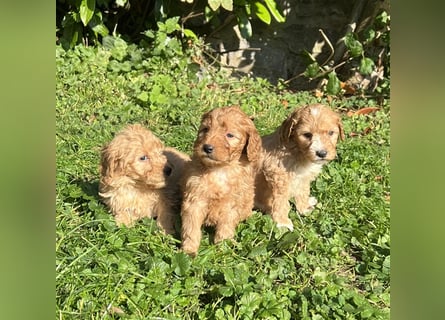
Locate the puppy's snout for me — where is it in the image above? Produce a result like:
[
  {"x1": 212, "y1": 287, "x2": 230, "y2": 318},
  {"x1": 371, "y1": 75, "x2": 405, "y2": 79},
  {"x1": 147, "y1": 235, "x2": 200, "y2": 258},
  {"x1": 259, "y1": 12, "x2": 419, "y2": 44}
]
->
[
  {"x1": 203, "y1": 144, "x2": 214, "y2": 154},
  {"x1": 316, "y1": 150, "x2": 328, "y2": 158},
  {"x1": 163, "y1": 165, "x2": 172, "y2": 177}
]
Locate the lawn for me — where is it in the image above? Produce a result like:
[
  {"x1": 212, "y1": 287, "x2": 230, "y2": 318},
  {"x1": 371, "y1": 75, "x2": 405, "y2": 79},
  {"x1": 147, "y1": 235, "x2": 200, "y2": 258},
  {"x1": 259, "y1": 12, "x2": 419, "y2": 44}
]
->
[{"x1": 56, "y1": 35, "x2": 390, "y2": 319}]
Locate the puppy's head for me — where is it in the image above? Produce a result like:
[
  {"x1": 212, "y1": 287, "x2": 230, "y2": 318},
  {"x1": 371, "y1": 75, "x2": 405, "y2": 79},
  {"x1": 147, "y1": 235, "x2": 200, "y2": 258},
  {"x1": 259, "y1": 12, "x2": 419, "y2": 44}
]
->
[
  {"x1": 100, "y1": 124, "x2": 172, "y2": 188},
  {"x1": 279, "y1": 104, "x2": 344, "y2": 162},
  {"x1": 193, "y1": 106, "x2": 261, "y2": 167}
]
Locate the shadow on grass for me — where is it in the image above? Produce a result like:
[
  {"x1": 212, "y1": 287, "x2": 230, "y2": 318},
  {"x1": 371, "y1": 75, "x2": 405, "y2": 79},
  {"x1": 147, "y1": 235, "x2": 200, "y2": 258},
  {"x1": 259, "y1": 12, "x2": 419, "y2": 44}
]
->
[{"x1": 73, "y1": 178, "x2": 101, "y2": 201}]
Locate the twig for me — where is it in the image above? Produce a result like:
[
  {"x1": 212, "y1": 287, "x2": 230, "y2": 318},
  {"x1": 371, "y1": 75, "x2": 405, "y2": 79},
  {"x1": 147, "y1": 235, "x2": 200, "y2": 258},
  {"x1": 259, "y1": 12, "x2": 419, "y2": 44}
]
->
[{"x1": 318, "y1": 29, "x2": 334, "y2": 69}]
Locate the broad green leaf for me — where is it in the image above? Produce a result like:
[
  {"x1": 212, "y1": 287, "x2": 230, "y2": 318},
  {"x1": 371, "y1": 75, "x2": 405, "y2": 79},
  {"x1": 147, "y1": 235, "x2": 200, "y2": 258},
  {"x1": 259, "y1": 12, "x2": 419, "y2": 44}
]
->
[
  {"x1": 111, "y1": 37, "x2": 128, "y2": 61},
  {"x1": 247, "y1": 244, "x2": 268, "y2": 257},
  {"x1": 253, "y1": 2, "x2": 271, "y2": 24},
  {"x1": 79, "y1": 0, "x2": 95, "y2": 26},
  {"x1": 91, "y1": 23, "x2": 108, "y2": 37},
  {"x1": 208, "y1": 0, "x2": 221, "y2": 11},
  {"x1": 164, "y1": 17, "x2": 180, "y2": 34},
  {"x1": 344, "y1": 33, "x2": 363, "y2": 57},
  {"x1": 276, "y1": 232, "x2": 299, "y2": 250},
  {"x1": 263, "y1": 0, "x2": 285, "y2": 23},
  {"x1": 304, "y1": 62, "x2": 320, "y2": 78},
  {"x1": 183, "y1": 28, "x2": 198, "y2": 40},
  {"x1": 221, "y1": 0, "x2": 233, "y2": 11},
  {"x1": 326, "y1": 71, "x2": 341, "y2": 95},
  {"x1": 137, "y1": 91, "x2": 149, "y2": 102},
  {"x1": 144, "y1": 30, "x2": 155, "y2": 38},
  {"x1": 359, "y1": 57, "x2": 375, "y2": 75},
  {"x1": 218, "y1": 285, "x2": 233, "y2": 297},
  {"x1": 361, "y1": 308, "x2": 374, "y2": 318},
  {"x1": 237, "y1": 10, "x2": 252, "y2": 38},
  {"x1": 89, "y1": 13, "x2": 109, "y2": 37},
  {"x1": 171, "y1": 252, "x2": 191, "y2": 276}
]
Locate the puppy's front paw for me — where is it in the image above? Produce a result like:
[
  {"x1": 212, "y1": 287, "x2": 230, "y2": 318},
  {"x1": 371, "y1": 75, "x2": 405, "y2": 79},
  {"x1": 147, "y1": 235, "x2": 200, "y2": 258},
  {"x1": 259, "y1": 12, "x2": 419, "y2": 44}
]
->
[
  {"x1": 297, "y1": 197, "x2": 317, "y2": 215},
  {"x1": 308, "y1": 196, "x2": 318, "y2": 207},
  {"x1": 181, "y1": 245, "x2": 198, "y2": 257},
  {"x1": 275, "y1": 218, "x2": 294, "y2": 231}
]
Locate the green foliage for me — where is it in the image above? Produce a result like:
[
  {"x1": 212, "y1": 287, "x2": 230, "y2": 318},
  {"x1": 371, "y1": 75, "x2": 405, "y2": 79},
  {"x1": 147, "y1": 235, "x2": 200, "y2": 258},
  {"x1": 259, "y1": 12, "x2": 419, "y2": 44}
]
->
[
  {"x1": 56, "y1": 30, "x2": 389, "y2": 318},
  {"x1": 303, "y1": 10, "x2": 390, "y2": 98},
  {"x1": 57, "y1": 0, "x2": 285, "y2": 49},
  {"x1": 206, "y1": 0, "x2": 285, "y2": 38}
]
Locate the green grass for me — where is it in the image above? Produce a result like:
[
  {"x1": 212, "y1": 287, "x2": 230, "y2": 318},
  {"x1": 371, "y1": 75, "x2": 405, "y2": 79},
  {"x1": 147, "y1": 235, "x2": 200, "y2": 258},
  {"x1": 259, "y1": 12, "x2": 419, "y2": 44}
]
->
[{"x1": 56, "y1": 39, "x2": 390, "y2": 319}]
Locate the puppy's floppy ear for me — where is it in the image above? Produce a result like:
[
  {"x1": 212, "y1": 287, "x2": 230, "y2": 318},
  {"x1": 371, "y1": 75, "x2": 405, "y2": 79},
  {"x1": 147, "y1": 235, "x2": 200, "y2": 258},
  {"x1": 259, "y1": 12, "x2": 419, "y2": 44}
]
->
[
  {"x1": 279, "y1": 108, "x2": 302, "y2": 143},
  {"x1": 338, "y1": 118, "x2": 345, "y2": 141},
  {"x1": 100, "y1": 144, "x2": 126, "y2": 178},
  {"x1": 246, "y1": 123, "x2": 262, "y2": 162}
]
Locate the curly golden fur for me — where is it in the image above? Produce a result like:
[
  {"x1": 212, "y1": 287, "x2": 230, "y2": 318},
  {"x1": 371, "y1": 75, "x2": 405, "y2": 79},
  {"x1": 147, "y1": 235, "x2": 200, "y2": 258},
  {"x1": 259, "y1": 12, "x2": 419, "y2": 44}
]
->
[
  {"x1": 254, "y1": 104, "x2": 345, "y2": 230},
  {"x1": 99, "y1": 124, "x2": 190, "y2": 234},
  {"x1": 181, "y1": 106, "x2": 262, "y2": 256}
]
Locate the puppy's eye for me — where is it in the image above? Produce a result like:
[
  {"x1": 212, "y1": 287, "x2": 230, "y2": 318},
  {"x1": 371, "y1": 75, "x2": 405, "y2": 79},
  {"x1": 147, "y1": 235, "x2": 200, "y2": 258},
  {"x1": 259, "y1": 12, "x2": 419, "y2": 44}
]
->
[
  {"x1": 200, "y1": 127, "x2": 209, "y2": 134},
  {"x1": 139, "y1": 155, "x2": 149, "y2": 161},
  {"x1": 328, "y1": 130, "x2": 335, "y2": 136},
  {"x1": 302, "y1": 132, "x2": 313, "y2": 140},
  {"x1": 226, "y1": 133, "x2": 234, "y2": 138}
]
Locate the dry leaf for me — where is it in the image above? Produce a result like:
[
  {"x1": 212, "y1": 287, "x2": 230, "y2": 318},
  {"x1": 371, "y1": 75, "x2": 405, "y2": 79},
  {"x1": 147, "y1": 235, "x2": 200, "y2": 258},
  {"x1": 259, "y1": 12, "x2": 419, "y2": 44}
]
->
[
  {"x1": 363, "y1": 127, "x2": 372, "y2": 135},
  {"x1": 314, "y1": 89, "x2": 324, "y2": 98}
]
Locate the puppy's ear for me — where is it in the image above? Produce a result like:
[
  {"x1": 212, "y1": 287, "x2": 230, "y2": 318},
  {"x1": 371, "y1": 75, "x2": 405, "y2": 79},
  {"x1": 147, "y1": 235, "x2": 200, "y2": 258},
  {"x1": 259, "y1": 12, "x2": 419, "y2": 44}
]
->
[
  {"x1": 279, "y1": 108, "x2": 301, "y2": 143},
  {"x1": 100, "y1": 144, "x2": 125, "y2": 178},
  {"x1": 338, "y1": 118, "x2": 345, "y2": 141},
  {"x1": 246, "y1": 122, "x2": 262, "y2": 162}
]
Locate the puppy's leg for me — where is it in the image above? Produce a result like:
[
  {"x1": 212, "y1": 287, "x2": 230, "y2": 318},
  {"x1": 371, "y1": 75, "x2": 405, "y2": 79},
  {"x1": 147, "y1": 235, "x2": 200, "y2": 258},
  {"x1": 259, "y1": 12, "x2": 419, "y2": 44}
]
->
[
  {"x1": 181, "y1": 201, "x2": 206, "y2": 256},
  {"x1": 213, "y1": 205, "x2": 240, "y2": 243},
  {"x1": 254, "y1": 172, "x2": 273, "y2": 213},
  {"x1": 271, "y1": 195, "x2": 293, "y2": 230},
  {"x1": 269, "y1": 177, "x2": 294, "y2": 231},
  {"x1": 214, "y1": 222, "x2": 237, "y2": 243},
  {"x1": 294, "y1": 179, "x2": 316, "y2": 215},
  {"x1": 155, "y1": 202, "x2": 177, "y2": 235},
  {"x1": 114, "y1": 209, "x2": 137, "y2": 227}
]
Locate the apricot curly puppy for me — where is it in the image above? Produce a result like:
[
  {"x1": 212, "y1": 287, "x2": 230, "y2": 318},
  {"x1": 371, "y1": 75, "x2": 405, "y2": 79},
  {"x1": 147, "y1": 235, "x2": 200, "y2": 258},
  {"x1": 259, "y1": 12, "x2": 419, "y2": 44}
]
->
[
  {"x1": 99, "y1": 124, "x2": 190, "y2": 234},
  {"x1": 181, "y1": 106, "x2": 261, "y2": 256},
  {"x1": 254, "y1": 104, "x2": 345, "y2": 230}
]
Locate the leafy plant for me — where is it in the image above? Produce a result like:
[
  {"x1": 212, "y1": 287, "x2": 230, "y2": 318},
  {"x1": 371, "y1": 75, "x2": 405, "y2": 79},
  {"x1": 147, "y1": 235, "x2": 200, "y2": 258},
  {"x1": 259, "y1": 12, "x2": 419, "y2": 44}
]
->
[
  {"x1": 302, "y1": 10, "x2": 390, "y2": 97},
  {"x1": 57, "y1": 0, "x2": 285, "y2": 49},
  {"x1": 205, "y1": 0, "x2": 285, "y2": 38}
]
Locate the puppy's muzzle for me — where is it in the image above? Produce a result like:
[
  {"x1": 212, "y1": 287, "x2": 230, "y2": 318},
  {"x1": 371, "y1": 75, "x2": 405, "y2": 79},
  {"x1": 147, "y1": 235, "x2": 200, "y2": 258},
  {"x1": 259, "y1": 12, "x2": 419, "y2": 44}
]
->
[
  {"x1": 203, "y1": 144, "x2": 214, "y2": 154},
  {"x1": 163, "y1": 165, "x2": 172, "y2": 177}
]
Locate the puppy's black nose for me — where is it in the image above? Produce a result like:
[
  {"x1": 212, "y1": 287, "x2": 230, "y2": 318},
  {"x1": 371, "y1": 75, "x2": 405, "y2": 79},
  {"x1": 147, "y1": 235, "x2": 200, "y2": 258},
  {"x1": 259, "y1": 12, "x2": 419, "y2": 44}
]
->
[
  {"x1": 203, "y1": 144, "x2": 214, "y2": 154},
  {"x1": 163, "y1": 165, "x2": 172, "y2": 177},
  {"x1": 316, "y1": 150, "x2": 328, "y2": 158}
]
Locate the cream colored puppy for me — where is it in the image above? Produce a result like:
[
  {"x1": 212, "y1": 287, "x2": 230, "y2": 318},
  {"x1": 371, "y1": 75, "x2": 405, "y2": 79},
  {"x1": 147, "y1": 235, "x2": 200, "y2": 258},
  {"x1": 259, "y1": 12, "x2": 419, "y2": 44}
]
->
[
  {"x1": 99, "y1": 124, "x2": 190, "y2": 234},
  {"x1": 254, "y1": 104, "x2": 344, "y2": 230}
]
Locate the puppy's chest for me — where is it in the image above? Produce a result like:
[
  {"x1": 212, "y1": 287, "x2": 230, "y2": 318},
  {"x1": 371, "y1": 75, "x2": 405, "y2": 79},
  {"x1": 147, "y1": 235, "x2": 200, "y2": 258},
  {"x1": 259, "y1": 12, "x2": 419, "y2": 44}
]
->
[
  {"x1": 288, "y1": 162, "x2": 323, "y2": 187},
  {"x1": 206, "y1": 168, "x2": 232, "y2": 194},
  {"x1": 203, "y1": 166, "x2": 249, "y2": 196}
]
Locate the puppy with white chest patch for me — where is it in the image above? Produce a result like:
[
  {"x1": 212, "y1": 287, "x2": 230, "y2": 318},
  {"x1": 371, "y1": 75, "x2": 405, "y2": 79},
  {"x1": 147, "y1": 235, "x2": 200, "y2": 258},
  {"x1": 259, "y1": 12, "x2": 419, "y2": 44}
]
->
[
  {"x1": 254, "y1": 104, "x2": 345, "y2": 230},
  {"x1": 180, "y1": 106, "x2": 262, "y2": 256}
]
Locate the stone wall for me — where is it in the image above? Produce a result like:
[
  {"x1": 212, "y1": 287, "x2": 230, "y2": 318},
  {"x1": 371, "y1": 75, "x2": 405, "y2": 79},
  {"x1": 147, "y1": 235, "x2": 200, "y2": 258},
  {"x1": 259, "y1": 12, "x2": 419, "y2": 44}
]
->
[{"x1": 204, "y1": 0, "x2": 389, "y2": 90}]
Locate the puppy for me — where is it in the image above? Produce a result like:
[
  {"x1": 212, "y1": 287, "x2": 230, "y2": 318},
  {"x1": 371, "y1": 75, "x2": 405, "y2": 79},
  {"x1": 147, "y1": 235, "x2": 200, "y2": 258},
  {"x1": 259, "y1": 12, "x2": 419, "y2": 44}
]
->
[
  {"x1": 99, "y1": 124, "x2": 190, "y2": 234},
  {"x1": 181, "y1": 106, "x2": 261, "y2": 256},
  {"x1": 254, "y1": 104, "x2": 344, "y2": 230}
]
